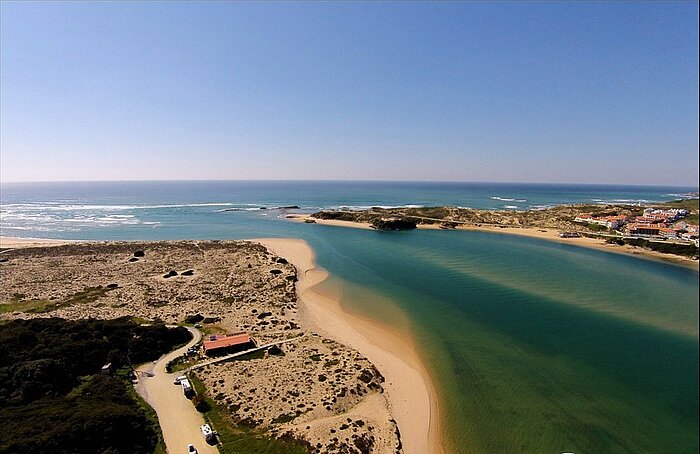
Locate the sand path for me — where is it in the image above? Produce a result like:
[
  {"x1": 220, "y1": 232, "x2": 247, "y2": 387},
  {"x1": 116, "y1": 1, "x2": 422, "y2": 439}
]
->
[{"x1": 135, "y1": 327, "x2": 218, "y2": 454}]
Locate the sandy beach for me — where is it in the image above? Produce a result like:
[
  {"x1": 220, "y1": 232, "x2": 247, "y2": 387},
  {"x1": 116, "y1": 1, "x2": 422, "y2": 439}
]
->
[
  {"x1": 457, "y1": 225, "x2": 699, "y2": 269},
  {"x1": 1, "y1": 235, "x2": 439, "y2": 453},
  {"x1": 2, "y1": 227, "x2": 693, "y2": 453},
  {"x1": 288, "y1": 216, "x2": 699, "y2": 270},
  {"x1": 0, "y1": 236, "x2": 80, "y2": 249},
  {"x1": 257, "y1": 238, "x2": 443, "y2": 454}
]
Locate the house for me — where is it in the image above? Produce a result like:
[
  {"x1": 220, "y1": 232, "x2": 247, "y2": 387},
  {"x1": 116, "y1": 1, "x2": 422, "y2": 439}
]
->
[
  {"x1": 574, "y1": 215, "x2": 627, "y2": 229},
  {"x1": 640, "y1": 208, "x2": 689, "y2": 223},
  {"x1": 626, "y1": 223, "x2": 662, "y2": 237},
  {"x1": 203, "y1": 333, "x2": 255, "y2": 356}
]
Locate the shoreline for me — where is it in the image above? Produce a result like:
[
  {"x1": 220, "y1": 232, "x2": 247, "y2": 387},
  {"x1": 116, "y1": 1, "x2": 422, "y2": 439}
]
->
[
  {"x1": 1, "y1": 235, "x2": 444, "y2": 453},
  {"x1": 0, "y1": 236, "x2": 83, "y2": 249},
  {"x1": 287, "y1": 216, "x2": 699, "y2": 270},
  {"x1": 257, "y1": 238, "x2": 443, "y2": 454}
]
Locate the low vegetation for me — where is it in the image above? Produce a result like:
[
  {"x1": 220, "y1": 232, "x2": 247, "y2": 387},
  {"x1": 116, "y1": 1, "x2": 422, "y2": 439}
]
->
[
  {"x1": 0, "y1": 317, "x2": 191, "y2": 453},
  {"x1": 188, "y1": 374, "x2": 310, "y2": 454},
  {"x1": 1, "y1": 286, "x2": 115, "y2": 314},
  {"x1": 312, "y1": 203, "x2": 645, "y2": 230},
  {"x1": 608, "y1": 238, "x2": 699, "y2": 258},
  {"x1": 658, "y1": 198, "x2": 700, "y2": 211}
]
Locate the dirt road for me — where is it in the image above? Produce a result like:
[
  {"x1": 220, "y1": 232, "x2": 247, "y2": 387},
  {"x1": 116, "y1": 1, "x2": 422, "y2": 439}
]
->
[{"x1": 135, "y1": 327, "x2": 218, "y2": 454}]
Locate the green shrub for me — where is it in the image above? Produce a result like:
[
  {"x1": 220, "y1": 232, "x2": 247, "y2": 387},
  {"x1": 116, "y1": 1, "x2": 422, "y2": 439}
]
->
[{"x1": 0, "y1": 318, "x2": 191, "y2": 453}]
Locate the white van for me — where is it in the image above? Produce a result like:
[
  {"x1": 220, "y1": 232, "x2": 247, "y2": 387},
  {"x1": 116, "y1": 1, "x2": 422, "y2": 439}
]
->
[{"x1": 200, "y1": 424, "x2": 215, "y2": 442}]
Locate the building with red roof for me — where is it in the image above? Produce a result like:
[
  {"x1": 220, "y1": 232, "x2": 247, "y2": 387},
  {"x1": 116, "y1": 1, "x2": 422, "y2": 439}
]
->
[{"x1": 203, "y1": 333, "x2": 255, "y2": 356}]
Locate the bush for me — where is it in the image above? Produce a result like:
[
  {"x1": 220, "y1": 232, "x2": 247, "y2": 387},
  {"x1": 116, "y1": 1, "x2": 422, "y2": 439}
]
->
[
  {"x1": 0, "y1": 318, "x2": 192, "y2": 453},
  {"x1": 192, "y1": 395, "x2": 211, "y2": 413},
  {"x1": 184, "y1": 313, "x2": 204, "y2": 324},
  {"x1": 586, "y1": 223, "x2": 609, "y2": 232}
]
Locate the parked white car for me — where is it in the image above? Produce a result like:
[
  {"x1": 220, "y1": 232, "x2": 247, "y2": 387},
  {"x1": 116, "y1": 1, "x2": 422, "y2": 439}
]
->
[
  {"x1": 200, "y1": 424, "x2": 215, "y2": 442},
  {"x1": 173, "y1": 375, "x2": 187, "y2": 385},
  {"x1": 187, "y1": 444, "x2": 198, "y2": 454}
]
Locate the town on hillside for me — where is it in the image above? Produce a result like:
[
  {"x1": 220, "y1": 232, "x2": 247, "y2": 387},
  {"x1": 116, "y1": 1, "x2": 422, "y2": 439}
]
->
[{"x1": 574, "y1": 207, "x2": 699, "y2": 246}]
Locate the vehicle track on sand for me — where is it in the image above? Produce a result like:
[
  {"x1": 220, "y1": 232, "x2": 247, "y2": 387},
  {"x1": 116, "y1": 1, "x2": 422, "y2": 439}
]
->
[{"x1": 135, "y1": 327, "x2": 218, "y2": 454}]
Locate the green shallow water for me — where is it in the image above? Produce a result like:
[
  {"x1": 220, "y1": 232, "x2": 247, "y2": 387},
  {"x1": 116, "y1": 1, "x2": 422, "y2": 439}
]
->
[{"x1": 305, "y1": 227, "x2": 699, "y2": 454}]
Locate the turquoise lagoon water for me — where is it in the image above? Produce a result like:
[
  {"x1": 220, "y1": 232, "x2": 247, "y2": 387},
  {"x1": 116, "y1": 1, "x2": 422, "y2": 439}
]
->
[{"x1": 1, "y1": 181, "x2": 698, "y2": 453}]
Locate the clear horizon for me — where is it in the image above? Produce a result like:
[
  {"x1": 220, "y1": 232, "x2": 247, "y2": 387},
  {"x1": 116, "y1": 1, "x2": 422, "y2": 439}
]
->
[
  {"x1": 1, "y1": 2, "x2": 698, "y2": 186},
  {"x1": 1, "y1": 178, "x2": 697, "y2": 190}
]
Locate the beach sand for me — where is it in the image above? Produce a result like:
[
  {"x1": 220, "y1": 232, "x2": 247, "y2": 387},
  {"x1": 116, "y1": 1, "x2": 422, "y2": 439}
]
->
[
  {"x1": 1, "y1": 235, "x2": 440, "y2": 453},
  {"x1": 258, "y1": 238, "x2": 443, "y2": 454},
  {"x1": 0, "y1": 236, "x2": 79, "y2": 248},
  {"x1": 457, "y1": 225, "x2": 698, "y2": 269}
]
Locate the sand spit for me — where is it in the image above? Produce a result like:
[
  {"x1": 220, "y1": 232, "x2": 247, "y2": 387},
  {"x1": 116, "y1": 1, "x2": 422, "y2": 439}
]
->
[
  {"x1": 258, "y1": 238, "x2": 442, "y2": 454},
  {"x1": 0, "y1": 239, "x2": 406, "y2": 453}
]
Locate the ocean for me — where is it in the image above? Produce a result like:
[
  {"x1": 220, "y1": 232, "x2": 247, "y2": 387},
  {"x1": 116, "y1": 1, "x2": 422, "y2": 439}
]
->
[{"x1": 1, "y1": 180, "x2": 698, "y2": 453}]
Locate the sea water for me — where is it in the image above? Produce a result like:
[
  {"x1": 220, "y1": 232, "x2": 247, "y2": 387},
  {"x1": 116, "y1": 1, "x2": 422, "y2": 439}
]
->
[
  {"x1": 1, "y1": 181, "x2": 698, "y2": 453},
  {"x1": 1, "y1": 180, "x2": 696, "y2": 239}
]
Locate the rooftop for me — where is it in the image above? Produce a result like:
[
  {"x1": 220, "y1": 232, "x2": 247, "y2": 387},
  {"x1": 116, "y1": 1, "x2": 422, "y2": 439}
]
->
[{"x1": 203, "y1": 333, "x2": 251, "y2": 351}]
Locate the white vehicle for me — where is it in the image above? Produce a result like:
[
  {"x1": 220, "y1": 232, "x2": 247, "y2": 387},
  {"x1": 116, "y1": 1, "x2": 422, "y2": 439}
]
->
[
  {"x1": 181, "y1": 378, "x2": 195, "y2": 397},
  {"x1": 173, "y1": 375, "x2": 187, "y2": 385},
  {"x1": 200, "y1": 424, "x2": 215, "y2": 442},
  {"x1": 187, "y1": 444, "x2": 198, "y2": 454}
]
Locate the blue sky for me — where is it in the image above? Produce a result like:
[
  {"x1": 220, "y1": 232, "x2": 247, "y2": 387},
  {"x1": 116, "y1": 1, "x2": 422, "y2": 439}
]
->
[{"x1": 1, "y1": 2, "x2": 698, "y2": 185}]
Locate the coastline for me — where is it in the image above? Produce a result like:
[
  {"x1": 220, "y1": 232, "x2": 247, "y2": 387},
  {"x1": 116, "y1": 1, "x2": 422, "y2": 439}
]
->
[
  {"x1": 1, "y1": 235, "x2": 443, "y2": 453},
  {"x1": 0, "y1": 236, "x2": 82, "y2": 249},
  {"x1": 288, "y1": 216, "x2": 699, "y2": 270},
  {"x1": 257, "y1": 238, "x2": 443, "y2": 454}
]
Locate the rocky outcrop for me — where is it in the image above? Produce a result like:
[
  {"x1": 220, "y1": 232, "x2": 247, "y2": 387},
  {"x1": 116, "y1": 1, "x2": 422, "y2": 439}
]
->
[{"x1": 370, "y1": 218, "x2": 417, "y2": 231}]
